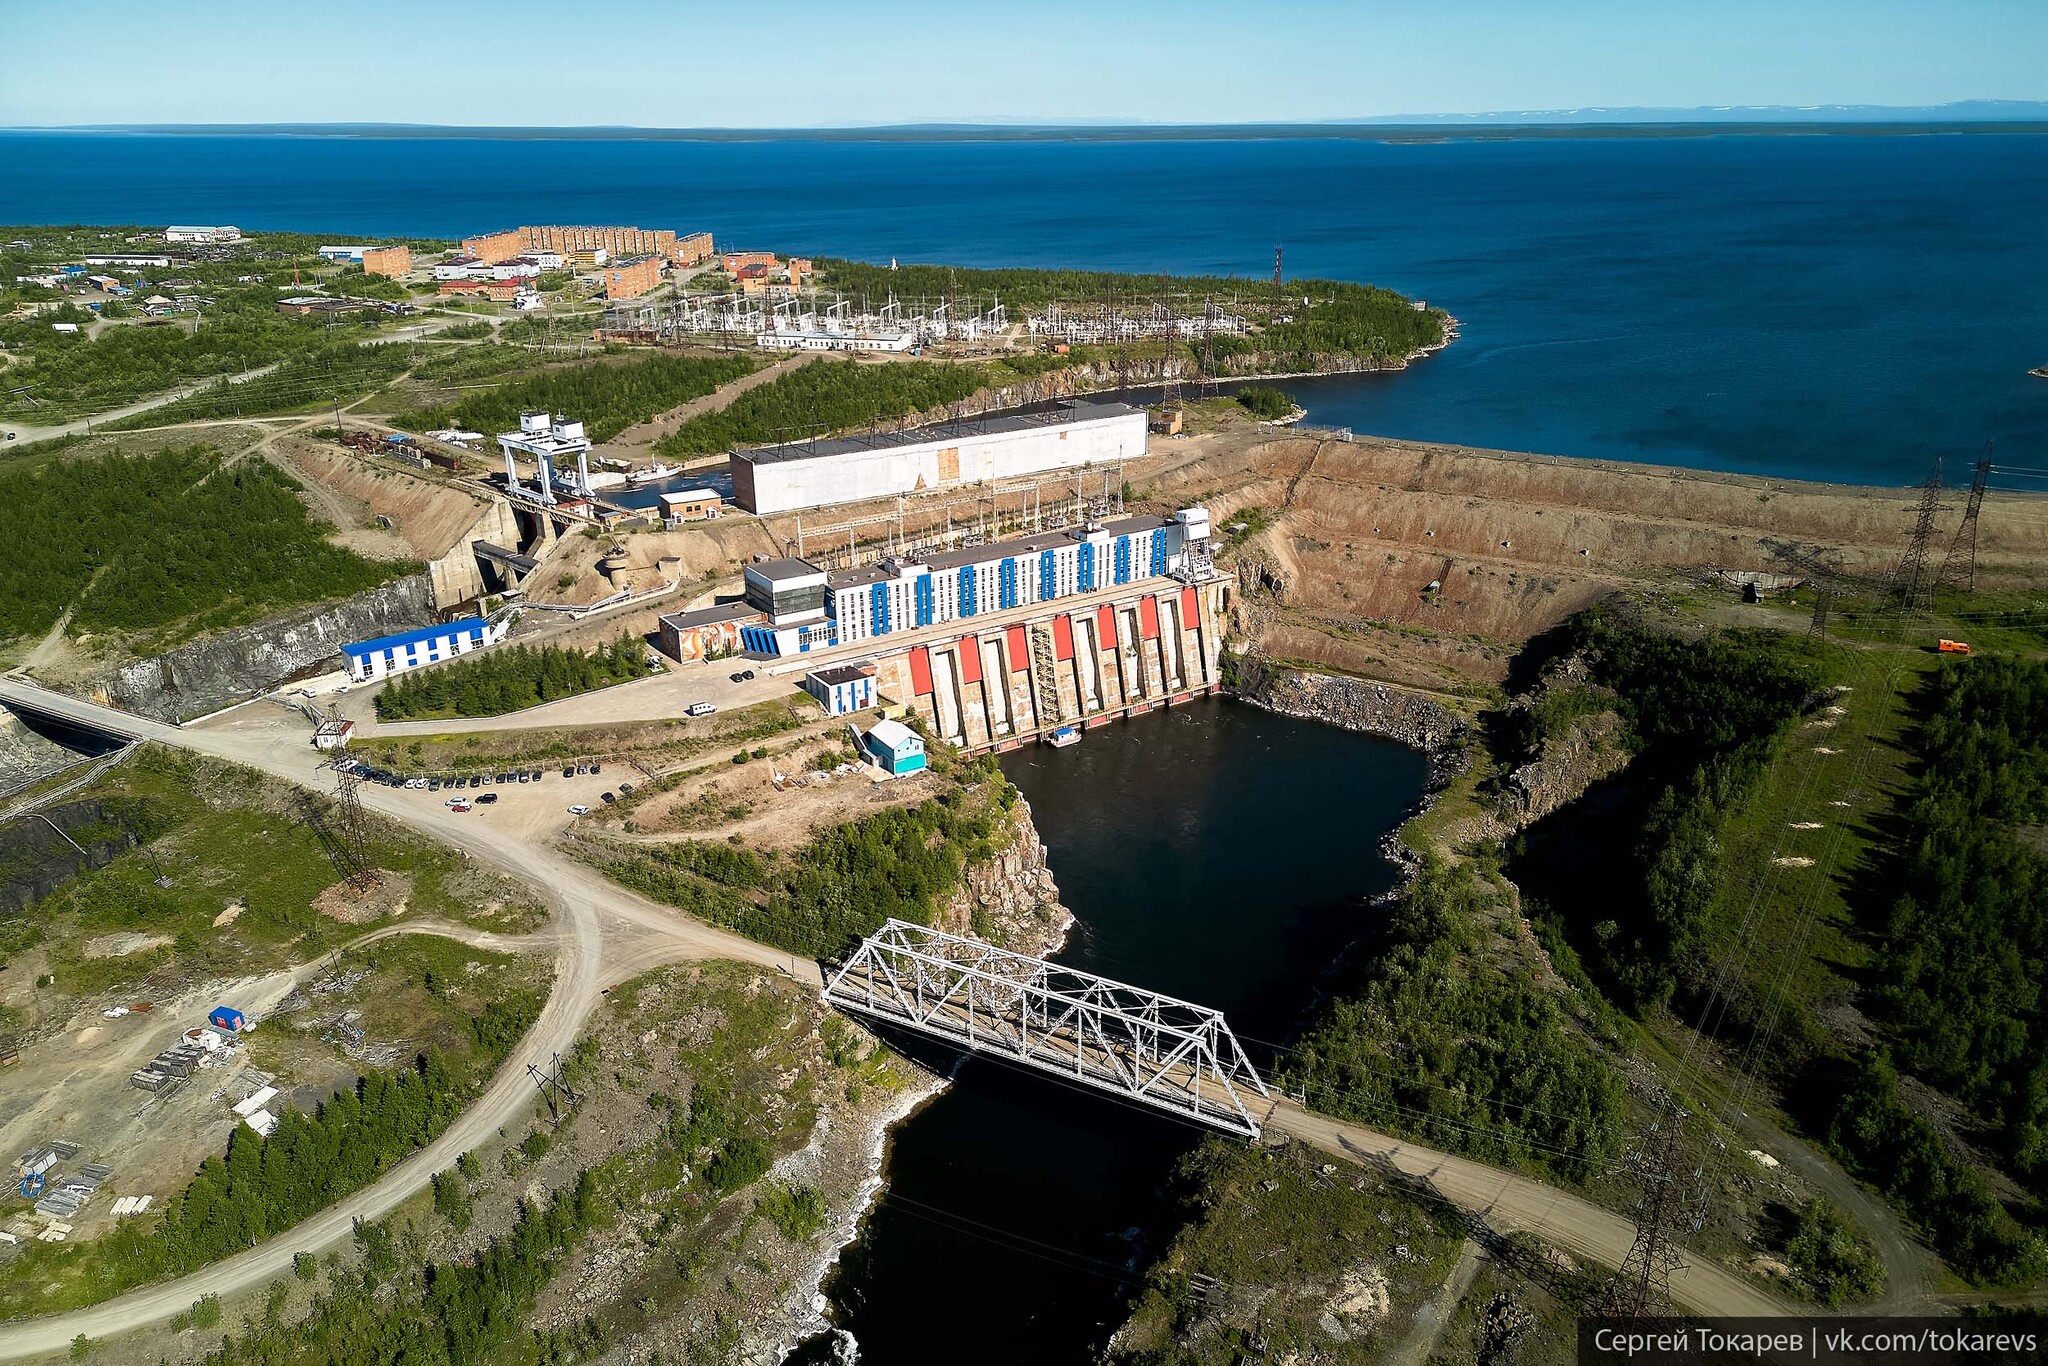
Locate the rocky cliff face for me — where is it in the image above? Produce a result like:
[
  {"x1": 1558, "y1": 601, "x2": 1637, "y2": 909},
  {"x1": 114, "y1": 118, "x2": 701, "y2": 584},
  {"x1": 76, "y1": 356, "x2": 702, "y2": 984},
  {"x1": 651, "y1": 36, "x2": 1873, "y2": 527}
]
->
[
  {"x1": 1233, "y1": 663, "x2": 1467, "y2": 759},
  {"x1": 90, "y1": 575, "x2": 435, "y2": 723},
  {"x1": 937, "y1": 796, "x2": 1073, "y2": 959}
]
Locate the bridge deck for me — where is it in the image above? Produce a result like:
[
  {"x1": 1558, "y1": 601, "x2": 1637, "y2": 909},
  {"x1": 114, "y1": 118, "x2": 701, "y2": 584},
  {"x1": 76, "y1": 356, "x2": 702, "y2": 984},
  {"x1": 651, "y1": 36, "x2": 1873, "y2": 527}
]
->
[{"x1": 824, "y1": 919, "x2": 1268, "y2": 1137}]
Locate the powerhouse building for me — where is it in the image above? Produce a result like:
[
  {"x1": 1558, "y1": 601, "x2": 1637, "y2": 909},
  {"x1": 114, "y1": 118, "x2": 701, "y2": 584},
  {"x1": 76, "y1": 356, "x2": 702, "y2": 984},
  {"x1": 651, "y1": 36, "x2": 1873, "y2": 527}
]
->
[
  {"x1": 729, "y1": 399, "x2": 1148, "y2": 516},
  {"x1": 732, "y1": 508, "x2": 1209, "y2": 658}
]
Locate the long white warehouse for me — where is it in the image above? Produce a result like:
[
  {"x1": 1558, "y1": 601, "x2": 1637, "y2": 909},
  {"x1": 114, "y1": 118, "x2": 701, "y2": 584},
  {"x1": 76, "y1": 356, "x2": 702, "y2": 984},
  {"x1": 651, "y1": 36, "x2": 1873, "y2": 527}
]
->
[{"x1": 730, "y1": 398, "x2": 1148, "y2": 516}]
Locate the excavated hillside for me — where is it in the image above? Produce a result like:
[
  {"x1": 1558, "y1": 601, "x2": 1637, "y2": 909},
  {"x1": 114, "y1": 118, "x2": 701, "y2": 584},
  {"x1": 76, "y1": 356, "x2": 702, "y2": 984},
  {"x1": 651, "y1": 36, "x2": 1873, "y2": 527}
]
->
[{"x1": 1135, "y1": 426, "x2": 2048, "y2": 691}]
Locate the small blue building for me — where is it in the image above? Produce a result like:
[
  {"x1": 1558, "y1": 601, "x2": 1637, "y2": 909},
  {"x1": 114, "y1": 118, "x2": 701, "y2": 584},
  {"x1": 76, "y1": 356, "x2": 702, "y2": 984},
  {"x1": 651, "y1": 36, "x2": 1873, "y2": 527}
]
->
[
  {"x1": 802, "y1": 663, "x2": 878, "y2": 716},
  {"x1": 209, "y1": 1006, "x2": 246, "y2": 1033},
  {"x1": 861, "y1": 719, "x2": 927, "y2": 776}
]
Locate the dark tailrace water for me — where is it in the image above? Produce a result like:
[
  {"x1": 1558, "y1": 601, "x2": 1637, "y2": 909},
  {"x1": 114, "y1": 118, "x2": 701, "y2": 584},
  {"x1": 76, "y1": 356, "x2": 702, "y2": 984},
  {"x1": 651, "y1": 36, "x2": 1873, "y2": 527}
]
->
[{"x1": 793, "y1": 698, "x2": 1428, "y2": 1364}]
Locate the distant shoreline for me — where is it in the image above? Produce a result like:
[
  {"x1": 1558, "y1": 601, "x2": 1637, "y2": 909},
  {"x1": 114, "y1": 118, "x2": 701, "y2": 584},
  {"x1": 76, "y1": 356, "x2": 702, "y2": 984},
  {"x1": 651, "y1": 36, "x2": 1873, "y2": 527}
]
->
[{"x1": 7, "y1": 120, "x2": 2048, "y2": 145}]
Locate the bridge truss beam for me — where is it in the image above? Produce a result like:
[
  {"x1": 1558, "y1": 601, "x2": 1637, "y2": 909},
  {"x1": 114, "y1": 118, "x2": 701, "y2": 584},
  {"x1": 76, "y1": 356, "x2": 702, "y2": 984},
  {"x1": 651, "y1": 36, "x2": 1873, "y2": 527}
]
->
[{"x1": 824, "y1": 919, "x2": 1270, "y2": 1137}]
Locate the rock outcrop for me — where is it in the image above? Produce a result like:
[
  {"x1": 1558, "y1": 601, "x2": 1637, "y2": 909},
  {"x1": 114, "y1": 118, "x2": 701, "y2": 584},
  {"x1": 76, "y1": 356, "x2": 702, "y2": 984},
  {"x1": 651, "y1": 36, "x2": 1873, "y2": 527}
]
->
[
  {"x1": 1233, "y1": 663, "x2": 1466, "y2": 758},
  {"x1": 90, "y1": 575, "x2": 436, "y2": 723},
  {"x1": 937, "y1": 796, "x2": 1073, "y2": 958}
]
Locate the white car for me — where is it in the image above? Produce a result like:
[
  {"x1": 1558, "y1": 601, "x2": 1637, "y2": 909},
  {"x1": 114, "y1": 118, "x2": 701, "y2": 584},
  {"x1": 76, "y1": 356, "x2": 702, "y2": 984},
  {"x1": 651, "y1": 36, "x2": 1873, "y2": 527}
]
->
[
  {"x1": 444, "y1": 797, "x2": 466, "y2": 807},
  {"x1": 567, "y1": 804, "x2": 591, "y2": 816}
]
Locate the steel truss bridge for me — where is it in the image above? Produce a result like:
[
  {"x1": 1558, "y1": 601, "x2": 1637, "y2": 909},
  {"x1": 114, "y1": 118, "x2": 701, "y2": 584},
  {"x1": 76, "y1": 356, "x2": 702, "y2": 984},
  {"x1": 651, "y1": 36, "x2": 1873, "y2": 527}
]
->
[{"x1": 824, "y1": 919, "x2": 1270, "y2": 1137}]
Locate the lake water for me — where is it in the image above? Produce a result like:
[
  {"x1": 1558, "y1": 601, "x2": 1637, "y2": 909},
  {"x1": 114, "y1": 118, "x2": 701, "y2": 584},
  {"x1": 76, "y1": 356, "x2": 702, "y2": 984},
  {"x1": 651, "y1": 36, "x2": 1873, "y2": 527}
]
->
[
  {"x1": 795, "y1": 699, "x2": 1427, "y2": 1364},
  {"x1": 5, "y1": 130, "x2": 2046, "y2": 483}
]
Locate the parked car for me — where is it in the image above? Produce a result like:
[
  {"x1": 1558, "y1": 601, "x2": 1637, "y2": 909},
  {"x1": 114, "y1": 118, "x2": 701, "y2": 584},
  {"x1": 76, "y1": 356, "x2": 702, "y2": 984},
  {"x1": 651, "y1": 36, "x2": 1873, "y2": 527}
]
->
[
  {"x1": 687, "y1": 702, "x2": 717, "y2": 717},
  {"x1": 618, "y1": 782, "x2": 635, "y2": 795},
  {"x1": 499, "y1": 772, "x2": 515, "y2": 784},
  {"x1": 529, "y1": 769, "x2": 542, "y2": 782},
  {"x1": 477, "y1": 792, "x2": 499, "y2": 805},
  {"x1": 591, "y1": 762, "x2": 602, "y2": 775},
  {"x1": 563, "y1": 766, "x2": 576, "y2": 778},
  {"x1": 730, "y1": 671, "x2": 746, "y2": 683},
  {"x1": 575, "y1": 763, "x2": 589, "y2": 776},
  {"x1": 428, "y1": 778, "x2": 442, "y2": 792},
  {"x1": 567, "y1": 804, "x2": 590, "y2": 816},
  {"x1": 600, "y1": 791, "x2": 616, "y2": 804},
  {"x1": 517, "y1": 771, "x2": 530, "y2": 783},
  {"x1": 740, "y1": 670, "x2": 756, "y2": 681},
  {"x1": 449, "y1": 801, "x2": 471, "y2": 813},
  {"x1": 444, "y1": 797, "x2": 465, "y2": 807}
]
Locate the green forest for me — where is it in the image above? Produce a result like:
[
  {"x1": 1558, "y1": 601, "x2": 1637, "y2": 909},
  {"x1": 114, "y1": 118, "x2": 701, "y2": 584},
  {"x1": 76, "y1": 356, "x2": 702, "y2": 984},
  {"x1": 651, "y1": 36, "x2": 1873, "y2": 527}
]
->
[
  {"x1": 375, "y1": 636, "x2": 655, "y2": 720},
  {"x1": 652, "y1": 357, "x2": 1000, "y2": 457},
  {"x1": 0, "y1": 446, "x2": 406, "y2": 644},
  {"x1": 813, "y1": 259, "x2": 1449, "y2": 366},
  {"x1": 390, "y1": 352, "x2": 756, "y2": 443},
  {"x1": 586, "y1": 771, "x2": 1010, "y2": 957},
  {"x1": 1874, "y1": 657, "x2": 2048, "y2": 1178},
  {"x1": 1283, "y1": 858, "x2": 1625, "y2": 1183},
  {"x1": 1515, "y1": 610, "x2": 1821, "y2": 1014}
]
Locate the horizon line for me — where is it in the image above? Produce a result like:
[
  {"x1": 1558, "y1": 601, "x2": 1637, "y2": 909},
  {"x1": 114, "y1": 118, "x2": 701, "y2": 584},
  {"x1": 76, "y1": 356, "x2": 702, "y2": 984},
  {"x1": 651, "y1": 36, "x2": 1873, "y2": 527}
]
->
[{"x1": 7, "y1": 99, "x2": 2048, "y2": 139}]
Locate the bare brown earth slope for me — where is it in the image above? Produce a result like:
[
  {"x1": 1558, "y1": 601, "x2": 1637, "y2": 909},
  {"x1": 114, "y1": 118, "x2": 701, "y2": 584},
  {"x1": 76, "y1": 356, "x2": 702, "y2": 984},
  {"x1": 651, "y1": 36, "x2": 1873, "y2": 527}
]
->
[{"x1": 1132, "y1": 425, "x2": 2048, "y2": 691}]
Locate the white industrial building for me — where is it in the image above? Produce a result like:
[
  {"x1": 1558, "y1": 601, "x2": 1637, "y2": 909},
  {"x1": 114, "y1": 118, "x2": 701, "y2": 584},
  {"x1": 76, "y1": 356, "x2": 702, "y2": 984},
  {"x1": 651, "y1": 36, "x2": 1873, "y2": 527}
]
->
[
  {"x1": 318, "y1": 245, "x2": 371, "y2": 262},
  {"x1": 731, "y1": 398, "x2": 1148, "y2": 516},
  {"x1": 756, "y1": 328, "x2": 917, "y2": 354},
  {"x1": 164, "y1": 225, "x2": 241, "y2": 244}
]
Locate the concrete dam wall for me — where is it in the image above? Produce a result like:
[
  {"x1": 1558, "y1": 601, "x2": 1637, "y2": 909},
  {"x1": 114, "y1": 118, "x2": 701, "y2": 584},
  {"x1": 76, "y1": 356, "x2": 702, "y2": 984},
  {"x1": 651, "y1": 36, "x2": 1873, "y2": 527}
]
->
[{"x1": 863, "y1": 578, "x2": 1230, "y2": 754}]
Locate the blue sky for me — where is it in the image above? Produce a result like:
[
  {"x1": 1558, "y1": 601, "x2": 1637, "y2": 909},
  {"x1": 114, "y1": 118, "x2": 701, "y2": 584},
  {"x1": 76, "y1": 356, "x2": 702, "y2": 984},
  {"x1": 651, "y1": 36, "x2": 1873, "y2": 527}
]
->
[{"x1": 3, "y1": 0, "x2": 2045, "y2": 128}]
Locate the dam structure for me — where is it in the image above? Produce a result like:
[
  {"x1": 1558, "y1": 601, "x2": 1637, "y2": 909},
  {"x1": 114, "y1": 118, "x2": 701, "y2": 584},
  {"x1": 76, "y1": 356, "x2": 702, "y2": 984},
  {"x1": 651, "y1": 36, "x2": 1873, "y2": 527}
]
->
[{"x1": 664, "y1": 507, "x2": 1230, "y2": 754}]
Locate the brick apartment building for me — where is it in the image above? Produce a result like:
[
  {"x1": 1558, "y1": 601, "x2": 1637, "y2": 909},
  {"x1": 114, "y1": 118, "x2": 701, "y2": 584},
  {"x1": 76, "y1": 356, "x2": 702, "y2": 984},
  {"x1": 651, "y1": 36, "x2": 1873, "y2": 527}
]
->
[
  {"x1": 721, "y1": 250, "x2": 778, "y2": 274},
  {"x1": 673, "y1": 231, "x2": 715, "y2": 266},
  {"x1": 601, "y1": 255, "x2": 663, "y2": 299},
  {"x1": 361, "y1": 244, "x2": 411, "y2": 279},
  {"x1": 461, "y1": 229, "x2": 525, "y2": 265}
]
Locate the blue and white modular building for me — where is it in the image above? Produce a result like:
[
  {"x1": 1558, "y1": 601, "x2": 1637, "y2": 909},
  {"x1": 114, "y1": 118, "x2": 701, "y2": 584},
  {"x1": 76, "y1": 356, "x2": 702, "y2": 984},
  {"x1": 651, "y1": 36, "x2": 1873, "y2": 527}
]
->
[
  {"x1": 341, "y1": 617, "x2": 508, "y2": 684},
  {"x1": 802, "y1": 663, "x2": 879, "y2": 716},
  {"x1": 736, "y1": 509, "x2": 1210, "y2": 659}
]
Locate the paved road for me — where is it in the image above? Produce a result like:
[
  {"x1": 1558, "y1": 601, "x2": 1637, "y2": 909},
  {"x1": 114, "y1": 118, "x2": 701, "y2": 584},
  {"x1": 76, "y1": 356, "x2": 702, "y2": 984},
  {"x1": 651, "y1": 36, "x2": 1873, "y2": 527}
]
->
[
  {"x1": 0, "y1": 677, "x2": 1795, "y2": 1349},
  {"x1": 1266, "y1": 1100, "x2": 1790, "y2": 1319}
]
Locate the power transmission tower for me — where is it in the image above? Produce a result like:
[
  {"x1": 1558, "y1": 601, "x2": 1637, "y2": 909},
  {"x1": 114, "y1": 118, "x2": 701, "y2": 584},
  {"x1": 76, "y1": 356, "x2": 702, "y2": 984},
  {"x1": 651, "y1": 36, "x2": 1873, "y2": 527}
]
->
[
  {"x1": 528, "y1": 1052, "x2": 581, "y2": 1123},
  {"x1": 1604, "y1": 1109, "x2": 1706, "y2": 1318},
  {"x1": 1808, "y1": 577, "x2": 1832, "y2": 640},
  {"x1": 306, "y1": 755, "x2": 379, "y2": 892},
  {"x1": 1937, "y1": 444, "x2": 1994, "y2": 594},
  {"x1": 1892, "y1": 455, "x2": 1945, "y2": 613}
]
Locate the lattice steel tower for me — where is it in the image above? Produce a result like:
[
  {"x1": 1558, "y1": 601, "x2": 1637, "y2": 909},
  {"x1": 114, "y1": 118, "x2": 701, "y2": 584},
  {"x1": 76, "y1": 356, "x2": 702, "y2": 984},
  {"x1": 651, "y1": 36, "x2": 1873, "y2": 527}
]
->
[
  {"x1": 1604, "y1": 1110, "x2": 1706, "y2": 1317},
  {"x1": 1937, "y1": 445, "x2": 1994, "y2": 594},
  {"x1": 1893, "y1": 455, "x2": 1945, "y2": 612}
]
